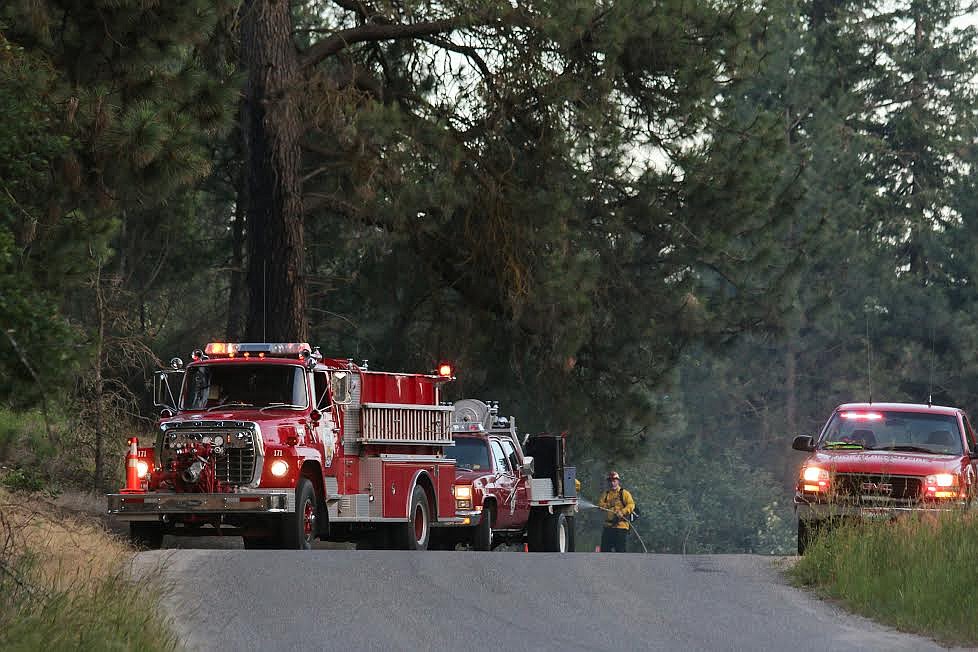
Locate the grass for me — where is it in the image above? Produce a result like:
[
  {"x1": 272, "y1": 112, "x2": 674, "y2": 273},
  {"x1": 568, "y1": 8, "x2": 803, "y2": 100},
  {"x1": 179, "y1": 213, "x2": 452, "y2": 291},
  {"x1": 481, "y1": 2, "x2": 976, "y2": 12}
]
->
[
  {"x1": 790, "y1": 512, "x2": 978, "y2": 646},
  {"x1": 0, "y1": 486, "x2": 180, "y2": 652}
]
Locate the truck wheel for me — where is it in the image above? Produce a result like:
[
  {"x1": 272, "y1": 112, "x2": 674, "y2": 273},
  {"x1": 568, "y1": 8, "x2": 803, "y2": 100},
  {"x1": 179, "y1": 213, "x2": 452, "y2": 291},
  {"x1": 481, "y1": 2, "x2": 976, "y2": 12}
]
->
[
  {"x1": 544, "y1": 512, "x2": 569, "y2": 552},
  {"x1": 797, "y1": 519, "x2": 816, "y2": 555},
  {"x1": 566, "y1": 516, "x2": 576, "y2": 552},
  {"x1": 474, "y1": 504, "x2": 494, "y2": 551},
  {"x1": 396, "y1": 485, "x2": 431, "y2": 550},
  {"x1": 129, "y1": 521, "x2": 165, "y2": 549},
  {"x1": 282, "y1": 478, "x2": 317, "y2": 550}
]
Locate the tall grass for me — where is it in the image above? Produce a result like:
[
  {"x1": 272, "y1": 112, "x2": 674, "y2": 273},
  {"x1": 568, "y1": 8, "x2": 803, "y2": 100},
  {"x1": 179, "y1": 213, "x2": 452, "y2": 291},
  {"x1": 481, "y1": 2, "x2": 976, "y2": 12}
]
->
[
  {"x1": 0, "y1": 487, "x2": 179, "y2": 651},
  {"x1": 791, "y1": 513, "x2": 978, "y2": 645}
]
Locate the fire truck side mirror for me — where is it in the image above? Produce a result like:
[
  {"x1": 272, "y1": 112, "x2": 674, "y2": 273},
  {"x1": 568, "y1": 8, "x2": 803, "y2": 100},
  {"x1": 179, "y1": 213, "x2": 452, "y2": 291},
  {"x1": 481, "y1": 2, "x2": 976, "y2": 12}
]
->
[
  {"x1": 154, "y1": 370, "x2": 183, "y2": 409},
  {"x1": 521, "y1": 456, "x2": 534, "y2": 477},
  {"x1": 331, "y1": 372, "x2": 353, "y2": 405}
]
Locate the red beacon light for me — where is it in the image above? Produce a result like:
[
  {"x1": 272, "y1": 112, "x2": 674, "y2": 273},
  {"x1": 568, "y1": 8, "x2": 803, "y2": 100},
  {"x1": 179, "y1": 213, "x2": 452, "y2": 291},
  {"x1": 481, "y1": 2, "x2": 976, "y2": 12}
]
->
[{"x1": 840, "y1": 411, "x2": 883, "y2": 421}]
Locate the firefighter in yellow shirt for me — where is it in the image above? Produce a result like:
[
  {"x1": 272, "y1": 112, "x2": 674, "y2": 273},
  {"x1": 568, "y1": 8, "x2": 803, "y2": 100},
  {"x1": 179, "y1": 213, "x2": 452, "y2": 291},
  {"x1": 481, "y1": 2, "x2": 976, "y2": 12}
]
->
[{"x1": 598, "y1": 471, "x2": 634, "y2": 552}]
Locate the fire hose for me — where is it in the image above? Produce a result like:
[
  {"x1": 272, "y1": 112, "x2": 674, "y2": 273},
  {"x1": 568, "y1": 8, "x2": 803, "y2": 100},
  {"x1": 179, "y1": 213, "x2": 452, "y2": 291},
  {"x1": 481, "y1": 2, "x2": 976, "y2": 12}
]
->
[{"x1": 593, "y1": 504, "x2": 649, "y2": 553}]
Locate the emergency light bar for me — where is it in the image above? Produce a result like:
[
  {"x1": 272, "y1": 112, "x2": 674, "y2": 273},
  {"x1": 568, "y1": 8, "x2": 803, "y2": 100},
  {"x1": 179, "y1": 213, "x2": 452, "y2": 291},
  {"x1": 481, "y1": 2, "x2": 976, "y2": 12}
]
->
[
  {"x1": 204, "y1": 342, "x2": 312, "y2": 359},
  {"x1": 840, "y1": 411, "x2": 884, "y2": 421}
]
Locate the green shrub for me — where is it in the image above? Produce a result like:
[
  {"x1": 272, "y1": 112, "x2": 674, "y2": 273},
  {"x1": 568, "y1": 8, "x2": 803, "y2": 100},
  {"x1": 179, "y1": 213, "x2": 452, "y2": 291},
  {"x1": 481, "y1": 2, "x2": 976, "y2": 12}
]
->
[{"x1": 0, "y1": 468, "x2": 46, "y2": 493}]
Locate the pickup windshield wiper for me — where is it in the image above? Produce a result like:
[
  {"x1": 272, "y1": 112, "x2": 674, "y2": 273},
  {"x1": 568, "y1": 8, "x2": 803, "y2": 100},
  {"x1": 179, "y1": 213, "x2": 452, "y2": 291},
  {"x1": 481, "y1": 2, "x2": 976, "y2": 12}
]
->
[
  {"x1": 456, "y1": 465, "x2": 472, "y2": 471},
  {"x1": 822, "y1": 441, "x2": 866, "y2": 449},
  {"x1": 259, "y1": 403, "x2": 306, "y2": 412},
  {"x1": 205, "y1": 402, "x2": 254, "y2": 412},
  {"x1": 873, "y1": 444, "x2": 938, "y2": 454}
]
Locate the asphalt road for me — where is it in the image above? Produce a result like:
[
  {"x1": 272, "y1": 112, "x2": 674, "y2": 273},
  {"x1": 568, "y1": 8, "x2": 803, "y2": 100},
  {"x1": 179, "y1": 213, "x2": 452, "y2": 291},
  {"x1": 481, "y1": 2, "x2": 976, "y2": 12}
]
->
[{"x1": 132, "y1": 546, "x2": 968, "y2": 652}]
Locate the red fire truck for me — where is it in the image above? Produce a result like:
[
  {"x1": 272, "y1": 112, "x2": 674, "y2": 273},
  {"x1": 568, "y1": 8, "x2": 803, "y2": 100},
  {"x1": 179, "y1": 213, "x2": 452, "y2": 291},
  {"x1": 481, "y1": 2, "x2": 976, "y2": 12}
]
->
[{"x1": 107, "y1": 342, "x2": 458, "y2": 550}]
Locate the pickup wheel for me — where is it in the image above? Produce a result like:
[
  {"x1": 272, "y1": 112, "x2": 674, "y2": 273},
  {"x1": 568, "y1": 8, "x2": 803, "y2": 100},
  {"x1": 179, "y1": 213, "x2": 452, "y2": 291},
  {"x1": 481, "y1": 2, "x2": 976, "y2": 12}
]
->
[
  {"x1": 474, "y1": 504, "x2": 494, "y2": 551},
  {"x1": 129, "y1": 521, "x2": 165, "y2": 549},
  {"x1": 543, "y1": 512, "x2": 570, "y2": 552},
  {"x1": 797, "y1": 519, "x2": 817, "y2": 555},
  {"x1": 282, "y1": 478, "x2": 316, "y2": 550},
  {"x1": 396, "y1": 485, "x2": 431, "y2": 550}
]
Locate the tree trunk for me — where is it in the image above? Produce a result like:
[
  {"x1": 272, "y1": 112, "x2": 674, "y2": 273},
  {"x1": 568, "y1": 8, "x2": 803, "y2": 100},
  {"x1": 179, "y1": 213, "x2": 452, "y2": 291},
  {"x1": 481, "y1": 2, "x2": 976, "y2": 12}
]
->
[
  {"x1": 240, "y1": 0, "x2": 306, "y2": 342},
  {"x1": 227, "y1": 166, "x2": 248, "y2": 340}
]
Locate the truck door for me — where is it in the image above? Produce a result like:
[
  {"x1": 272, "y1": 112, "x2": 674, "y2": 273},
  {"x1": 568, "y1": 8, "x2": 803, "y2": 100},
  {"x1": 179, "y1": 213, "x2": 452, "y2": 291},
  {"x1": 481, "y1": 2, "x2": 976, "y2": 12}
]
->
[
  {"x1": 500, "y1": 438, "x2": 529, "y2": 525},
  {"x1": 489, "y1": 439, "x2": 517, "y2": 528}
]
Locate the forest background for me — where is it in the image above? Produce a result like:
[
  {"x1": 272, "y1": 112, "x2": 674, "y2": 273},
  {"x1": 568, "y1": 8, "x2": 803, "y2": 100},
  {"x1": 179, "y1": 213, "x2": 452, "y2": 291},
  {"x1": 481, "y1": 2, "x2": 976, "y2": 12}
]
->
[{"x1": 3, "y1": 0, "x2": 978, "y2": 554}]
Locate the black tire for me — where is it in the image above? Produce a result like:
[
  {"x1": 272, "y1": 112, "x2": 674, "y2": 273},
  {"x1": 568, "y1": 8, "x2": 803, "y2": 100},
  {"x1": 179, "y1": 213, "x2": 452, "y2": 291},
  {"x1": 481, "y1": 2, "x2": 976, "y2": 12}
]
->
[
  {"x1": 566, "y1": 516, "x2": 576, "y2": 552},
  {"x1": 243, "y1": 536, "x2": 280, "y2": 550},
  {"x1": 129, "y1": 521, "x2": 165, "y2": 549},
  {"x1": 396, "y1": 485, "x2": 431, "y2": 550},
  {"x1": 526, "y1": 509, "x2": 546, "y2": 552},
  {"x1": 544, "y1": 512, "x2": 570, "y2": 552},
  {"x1": 473, "y1": 503, "x2": 494, "y2": 551},
  {"x1": 282, "y1": 478, "x2": 317, "y2": 550}
]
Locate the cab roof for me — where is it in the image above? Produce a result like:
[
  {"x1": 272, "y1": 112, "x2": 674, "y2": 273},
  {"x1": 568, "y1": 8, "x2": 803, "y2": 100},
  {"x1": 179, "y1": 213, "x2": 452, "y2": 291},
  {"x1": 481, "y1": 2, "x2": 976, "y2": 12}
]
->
[{"x1": 836, "y1": 402, "x2": 962, "y2": 416}]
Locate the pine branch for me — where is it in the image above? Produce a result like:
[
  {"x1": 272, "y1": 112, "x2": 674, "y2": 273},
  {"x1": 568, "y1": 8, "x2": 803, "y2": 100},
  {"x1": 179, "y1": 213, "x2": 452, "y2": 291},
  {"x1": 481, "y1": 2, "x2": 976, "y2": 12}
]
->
[{"x1": 301, "y1": 18, "x2": 467, "y2": 69}]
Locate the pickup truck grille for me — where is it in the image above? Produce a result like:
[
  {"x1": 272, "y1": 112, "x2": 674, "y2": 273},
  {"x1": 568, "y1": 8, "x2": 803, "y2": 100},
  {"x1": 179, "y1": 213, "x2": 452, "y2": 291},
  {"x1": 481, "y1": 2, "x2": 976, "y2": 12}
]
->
[{"x1": 833, "y1": 473, "x2": 921, "y2": 502}]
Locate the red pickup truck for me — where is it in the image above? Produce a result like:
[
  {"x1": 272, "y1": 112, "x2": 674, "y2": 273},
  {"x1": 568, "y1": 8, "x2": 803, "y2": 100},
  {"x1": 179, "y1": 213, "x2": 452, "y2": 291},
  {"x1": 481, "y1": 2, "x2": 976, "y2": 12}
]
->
[
  {"x1": 793, "y1": 402, "x2": 978, "y2": 553},
  {"x1": 432, "y1": 399, "x2": 579, "y2": 552}
]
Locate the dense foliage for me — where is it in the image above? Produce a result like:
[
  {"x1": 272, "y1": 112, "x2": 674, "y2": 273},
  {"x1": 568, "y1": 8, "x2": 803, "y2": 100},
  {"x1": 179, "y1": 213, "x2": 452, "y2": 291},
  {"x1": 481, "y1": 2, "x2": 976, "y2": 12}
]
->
[{"x1": 2, "y1": 0, "x2": 978, "y2": 552}]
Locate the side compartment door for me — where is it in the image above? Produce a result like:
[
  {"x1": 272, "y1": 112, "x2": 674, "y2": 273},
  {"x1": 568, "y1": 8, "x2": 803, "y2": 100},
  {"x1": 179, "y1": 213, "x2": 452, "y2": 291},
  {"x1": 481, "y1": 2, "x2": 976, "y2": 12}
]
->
[
  {"x1": 500, "y1": 438, "x2": 530, "y2": 526},
  {"x1": 489, "y1": 439, "x2": 516, "y2": 528}
]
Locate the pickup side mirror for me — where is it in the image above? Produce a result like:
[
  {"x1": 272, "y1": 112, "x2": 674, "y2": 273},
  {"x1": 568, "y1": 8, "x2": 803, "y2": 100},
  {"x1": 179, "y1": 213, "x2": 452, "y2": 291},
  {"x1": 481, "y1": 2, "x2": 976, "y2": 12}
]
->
[
  {"x1": 792, "y1": 435, "x2": 815, "y2": 452},
  {"x1": 521, "y1": 456, "x2": 534, "y2": 477}
]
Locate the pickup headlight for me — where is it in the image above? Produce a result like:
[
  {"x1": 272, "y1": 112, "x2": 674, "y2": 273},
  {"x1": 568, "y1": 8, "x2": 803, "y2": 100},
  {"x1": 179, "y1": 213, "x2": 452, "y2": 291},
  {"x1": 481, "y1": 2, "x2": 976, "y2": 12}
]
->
[
  {"x1": 800, "y1": 466, "x2": 830, "y2": 492},
  {"x1": 453, "y1": 485, "x2": 472, "y2": 499},
  {"x1": 925, "y1": 473, "x2": 960, "y2": 499}
]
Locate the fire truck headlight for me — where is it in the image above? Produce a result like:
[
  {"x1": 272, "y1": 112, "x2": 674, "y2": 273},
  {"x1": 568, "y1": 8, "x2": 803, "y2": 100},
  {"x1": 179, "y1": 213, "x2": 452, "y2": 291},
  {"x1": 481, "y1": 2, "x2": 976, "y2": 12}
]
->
[
  {"x1": 270, "y1": 460, "x2": 290, "y2": 477},
  {"x1": 136, "y1": 460, "x2": 150, "y2": 479}
]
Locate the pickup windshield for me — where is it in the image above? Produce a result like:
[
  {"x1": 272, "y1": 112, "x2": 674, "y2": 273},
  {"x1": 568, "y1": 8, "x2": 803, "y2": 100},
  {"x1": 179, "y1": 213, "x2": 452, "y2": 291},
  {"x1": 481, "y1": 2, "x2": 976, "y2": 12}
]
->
[
  {"x1": 181, "y1": 364, "x2": 308, "y2": 411},
  {"x1": 453, "y1": 437, "x2": 491, "y2": 471},
  {"x1": 819, "y1": 410, "x2": 963, "y2": 455}
]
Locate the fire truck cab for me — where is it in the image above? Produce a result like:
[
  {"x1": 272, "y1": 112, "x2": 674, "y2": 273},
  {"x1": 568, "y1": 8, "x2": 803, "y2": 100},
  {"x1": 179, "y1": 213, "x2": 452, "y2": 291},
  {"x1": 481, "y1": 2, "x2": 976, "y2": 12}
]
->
[{"x1": 107, "y1": 343, "x2": 458, "y2": 550}]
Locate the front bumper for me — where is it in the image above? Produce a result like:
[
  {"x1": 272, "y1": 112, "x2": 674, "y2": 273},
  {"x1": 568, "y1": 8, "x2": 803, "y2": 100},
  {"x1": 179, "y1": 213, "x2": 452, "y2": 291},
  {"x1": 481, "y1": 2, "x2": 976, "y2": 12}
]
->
[
  {"x1": 107, "y1": 490, "x2": 294, "y2": 519},
  {"x1": 439, "y1": 507, "x2": 482, "y2": 527},
  {"x1": 794, "y1": 495, "x2": 968, "y2": 521}
]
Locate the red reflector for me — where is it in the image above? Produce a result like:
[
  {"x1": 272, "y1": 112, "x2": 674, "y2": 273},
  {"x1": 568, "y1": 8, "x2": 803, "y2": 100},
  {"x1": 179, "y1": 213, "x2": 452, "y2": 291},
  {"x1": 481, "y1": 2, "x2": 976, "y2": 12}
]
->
[
  {"x1": 840, "y1": 411, "x2": 883, "y2": 421},
  {"x1": 238, "y1": 497, "x2": 261, "y2": 503},
  {"x1": 122, "y1": 498, "x2": 145, "y2": 504}
]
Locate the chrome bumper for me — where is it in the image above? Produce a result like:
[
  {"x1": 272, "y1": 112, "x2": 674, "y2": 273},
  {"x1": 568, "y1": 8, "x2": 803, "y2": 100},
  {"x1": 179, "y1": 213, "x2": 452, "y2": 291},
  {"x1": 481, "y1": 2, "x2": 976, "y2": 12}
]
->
[
  {"x1": 107, "y1": 491, "x2": 295, "y2": 519},
  {"x1": 795, "y1": 496, "x2": 967, "y2": 521},
  {"x1": 438, "y1": 507, "x2": 482, "y2": 527}
]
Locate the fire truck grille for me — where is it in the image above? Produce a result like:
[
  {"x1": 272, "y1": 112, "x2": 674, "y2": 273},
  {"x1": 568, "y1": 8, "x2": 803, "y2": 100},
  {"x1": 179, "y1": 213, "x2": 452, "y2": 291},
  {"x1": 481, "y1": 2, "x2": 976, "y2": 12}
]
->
[
  {"x1": 161, "y1": 426, "x2": 257, "y2": 486},
  {"x1": 215, "y1": 440, "x2": 256, "y2": 485},
  {"x1": 833, "y1": 473, "x2": 921, "y2": 502}
]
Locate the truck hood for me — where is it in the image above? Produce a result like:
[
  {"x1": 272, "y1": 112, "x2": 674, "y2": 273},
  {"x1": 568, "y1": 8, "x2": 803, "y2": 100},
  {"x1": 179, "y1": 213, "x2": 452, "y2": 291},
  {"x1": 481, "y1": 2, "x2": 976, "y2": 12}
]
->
[
  {"x1": 811, "y1": 449, "x2": 963, "y2": 476},
  {"x1": 453, "y1": 469, "x2": 494, "y2": 484}
]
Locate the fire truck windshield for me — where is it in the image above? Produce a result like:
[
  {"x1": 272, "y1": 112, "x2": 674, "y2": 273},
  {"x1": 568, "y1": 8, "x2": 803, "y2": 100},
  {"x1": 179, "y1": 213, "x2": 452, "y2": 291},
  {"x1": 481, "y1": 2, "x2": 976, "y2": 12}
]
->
[
  {"x1": 181, "y1": 364, "x2": 309, "y2": 411},
  {"x1": 453, "y1": 437, "x2": 491, "y2": 471}
]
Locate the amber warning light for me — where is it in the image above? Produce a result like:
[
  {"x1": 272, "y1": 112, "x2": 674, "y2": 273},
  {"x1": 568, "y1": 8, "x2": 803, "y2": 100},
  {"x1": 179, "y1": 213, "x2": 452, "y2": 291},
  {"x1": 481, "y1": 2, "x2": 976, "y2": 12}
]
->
[{"x1": 437, "y1": 363, "x2": 454, "y2": 378}]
